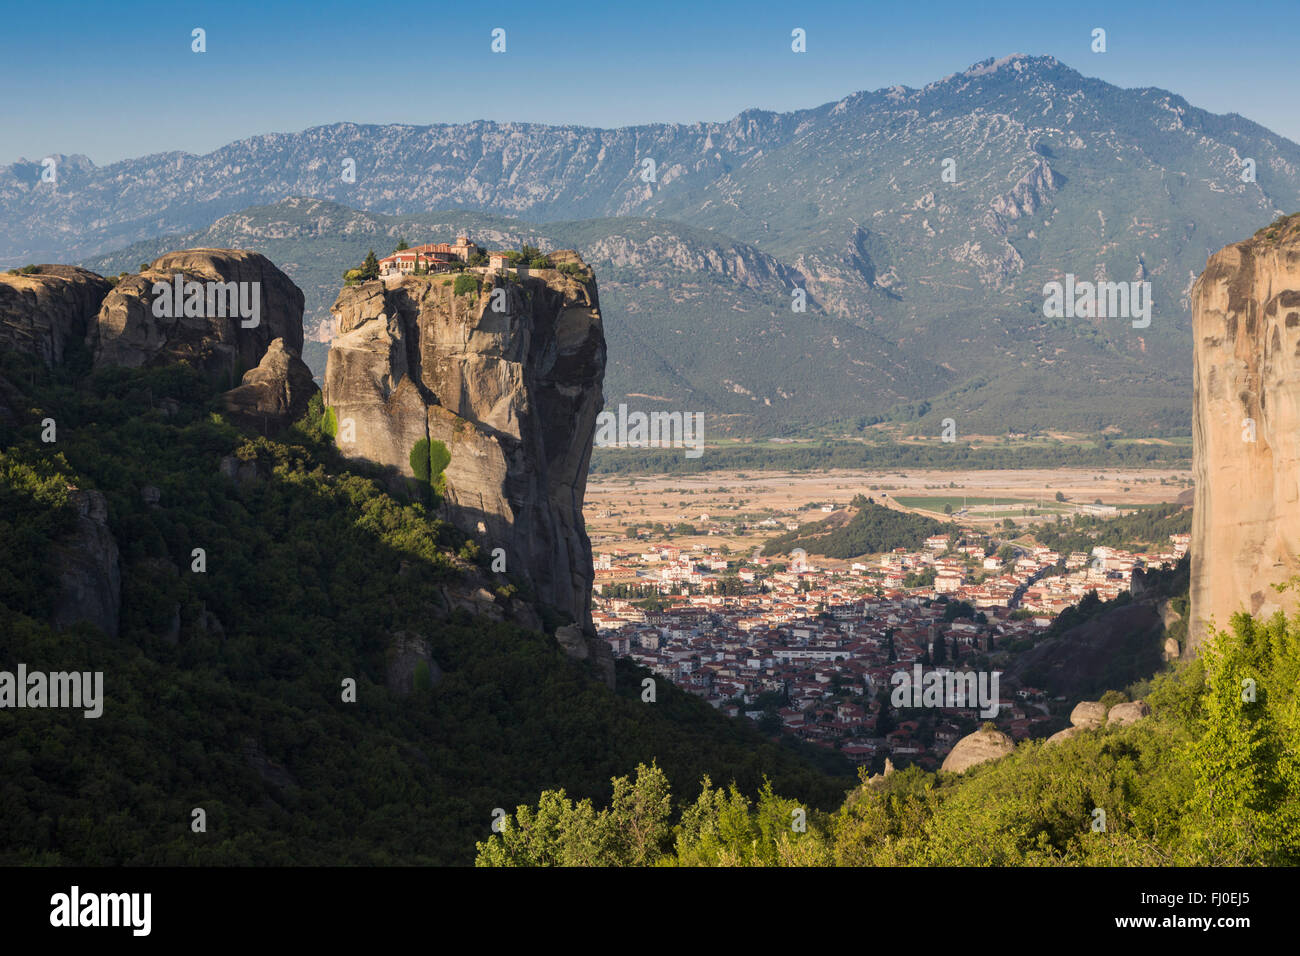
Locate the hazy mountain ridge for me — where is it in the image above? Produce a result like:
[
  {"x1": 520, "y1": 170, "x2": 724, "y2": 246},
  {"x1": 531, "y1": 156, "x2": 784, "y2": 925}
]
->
[
  {"x1": 32, "y1": 54, "x2": 1300, "y2": 432},
  {"x1": 81, "y1": 200, "x2": 952, "y2": 433}
]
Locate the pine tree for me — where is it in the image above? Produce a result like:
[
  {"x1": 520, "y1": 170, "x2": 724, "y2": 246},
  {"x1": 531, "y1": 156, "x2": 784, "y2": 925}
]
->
[{"x1": 360, "y1": 249, "x2": 379, "y2": 280}]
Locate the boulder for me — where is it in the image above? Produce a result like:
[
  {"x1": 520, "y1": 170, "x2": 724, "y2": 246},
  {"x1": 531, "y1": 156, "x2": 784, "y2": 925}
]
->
[
  {"x1": 1044, "y1": 725, "x2": 1083, "y2": 746},
  {"x1": 0, "y1": 265, "x2": 110, "y2": 366},
  {"x1": 941, "y1": 727, "x2": 1015, "y2": 774},
  {"x1": 217, "y1": 454, "x2": 268, "y2": 486},
  {"x1": 90, "y1": 249, "x2": 304, "y2": 383},
  {"x1": 220, "y1": 337, "x2": 318, "y2": 432},
  {"x1": 555, "y1": 623, "x2": 616, "y2": 690},
  {"x1": 1069, "y1": 700, "x2": 1107, "y2": 729},
  {"x1": 50, "y1": 489, "x2": 121, "y2": 637},
  {"x1": 555, "y1": 624, "x2": 590, "y2": 661},
  {"x1": 1106, "y1": 700, "x2": 1151, "y2": 726}
]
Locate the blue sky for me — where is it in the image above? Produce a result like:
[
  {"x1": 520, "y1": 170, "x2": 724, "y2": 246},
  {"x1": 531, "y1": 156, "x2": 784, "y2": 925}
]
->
[{"x1": 3, "y1": 0, "x2": 1298, "y2": 166}]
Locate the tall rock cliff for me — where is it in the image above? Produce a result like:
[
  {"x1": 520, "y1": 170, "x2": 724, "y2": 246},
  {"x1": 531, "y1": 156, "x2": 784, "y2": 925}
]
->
[
  {"x1": 1190, "y1": 213, "x2": 1300, "y2": 650},
  {"x1": 0, "y1": 265, "x2": 111, "y2": 366},
  {"x1": 322, "y1": 254, "x2": 606, "y2": 637}
]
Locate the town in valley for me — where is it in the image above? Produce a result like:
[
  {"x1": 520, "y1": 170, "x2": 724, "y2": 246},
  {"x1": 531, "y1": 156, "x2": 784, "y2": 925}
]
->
[{"x1": 586, "y1": 467, "x2": 1191, "y2": 772}]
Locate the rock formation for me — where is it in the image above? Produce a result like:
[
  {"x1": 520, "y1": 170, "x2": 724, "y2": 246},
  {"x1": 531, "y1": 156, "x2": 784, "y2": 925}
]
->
[
  {"x1": 1047, "y1": 697, "x2": 1151, "y2": 744},
  {"x1": 940, "y1": 726, "x2": 1015, "y2": 774},
  {"x1": 0, "y1": 249, "x2": 322, "y2": 641},
  {"x1": 0, "y1": 265, "x2": 110, "y2": 366},
  {"x1": 50, "y1": 489, "x2": 121, "y2": 637},
  {"x1": 385, "y1": 631, "x2": 443, "y2": 696},
  {"x1": 221, "y1": 337, "x2": 318, "y2": 432},
  {"x1": 322, "y1": 255, "x2": 606, "y2": 641},
  {"x1": 1046, "y1": 701, "x2": 1106, "y2": 746},
  {"x1": 1106, "y1": 700, "x2": 1151, "y2": 727},
  {"x1": 1068, "y1": 700, "x2": 1106, "y2": 730},
  {"x1": 1044, "y1": 725, "x2": 1082, "y2": 746},
  {"x1": 90, "y1": 249, "x2": 308, "y2": 384},
  {"x1": 1190, "y1": 214, "x2": 1300, "y2": 650}
]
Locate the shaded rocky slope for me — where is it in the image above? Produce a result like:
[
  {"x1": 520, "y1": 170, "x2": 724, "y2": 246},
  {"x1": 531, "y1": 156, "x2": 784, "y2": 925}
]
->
[{"x1": 0, "y1": 249, "x2": 319, "y2": 633}]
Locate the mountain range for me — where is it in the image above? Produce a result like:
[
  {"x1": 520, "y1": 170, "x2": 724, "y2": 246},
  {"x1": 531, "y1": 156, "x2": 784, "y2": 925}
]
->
[{"x1": 9, "y1": 53, "x2": 1299, "y2": 434}]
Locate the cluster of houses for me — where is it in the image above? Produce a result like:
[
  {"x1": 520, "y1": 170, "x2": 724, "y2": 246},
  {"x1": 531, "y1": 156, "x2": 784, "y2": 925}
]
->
[{"x1": 591, "y1": 529, "x2": 1188, "y2": 770}]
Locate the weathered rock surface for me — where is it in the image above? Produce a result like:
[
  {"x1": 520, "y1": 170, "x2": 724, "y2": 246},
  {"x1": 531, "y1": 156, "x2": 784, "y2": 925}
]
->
[
  {"x1": 50, "y1": 489, "x2": 121, "y2": 637},
  {"x1": 940, "y1": 726, "x2": 1015, "y2": 774},
  {"x1": 555, "y1": 623, "x2": 616, "y2": 689},
  {"x1": 217, "y1": 454, "x2": 270, "y2": 487},
  {"x1": 323, "y1": 258, "x2": 605, "y2": 630},
  {"x1": 1106, "y1": 700, "x2": 1151, "y2": 726},
  {"x1": 89, "y1": 249, "x2": 306, "y2": 381},
  {"x1": 242, "y1": 738, "x2": 297, "y2": 790},
  {"x1": 1069, "y1": 701, "x2": 1107, "y2": 729},
  {"x1": 385, "y1": 631, "x2": 443, "y2": 696},
  {"x1": 220, "y1": 336, "x2": 318, "y2": 432},
  {"x1": 1191, "y1": 215, "x2": 1300, "y2": 651},
  {"x1": 0, "y1": 265, "x2": 110, "y2": 366}
]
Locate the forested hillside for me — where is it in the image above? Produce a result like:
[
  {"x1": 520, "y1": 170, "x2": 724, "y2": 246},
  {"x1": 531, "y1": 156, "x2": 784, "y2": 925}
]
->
[
  {"x1": 762, "y1": 496, "x2": 946, "y2": 558},
  {"x1": 1028, "y1": 502, "x2": 1192, "y2": 553},
  {"x1": 0, "y1": 348, "x2": 852, "y2": 864}
]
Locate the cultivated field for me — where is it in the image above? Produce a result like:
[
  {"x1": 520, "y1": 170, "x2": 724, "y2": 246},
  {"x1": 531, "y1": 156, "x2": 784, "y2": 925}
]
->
[{"x1": 584, "y1": 467, "x2": 1192, "y2": 555}]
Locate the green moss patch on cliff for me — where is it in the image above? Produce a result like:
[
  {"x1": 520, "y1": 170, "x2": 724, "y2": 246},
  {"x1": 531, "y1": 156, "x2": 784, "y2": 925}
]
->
[{"x1": 410, "y1": 437, "x2": 451, "y2": 503}]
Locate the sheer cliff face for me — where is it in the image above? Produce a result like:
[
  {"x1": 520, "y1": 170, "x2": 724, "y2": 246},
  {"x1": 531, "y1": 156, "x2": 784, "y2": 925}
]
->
[
  {"x1": 322, "y1": 255, "x2": 606, "y2": 627},
  {"x1": 1191, "y1": 218, "x2": 1300, "y2": 651}
]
